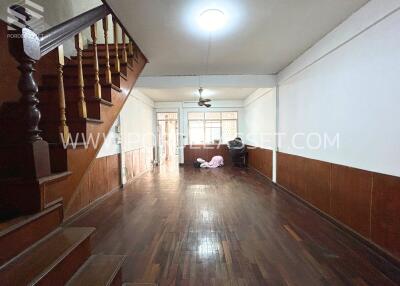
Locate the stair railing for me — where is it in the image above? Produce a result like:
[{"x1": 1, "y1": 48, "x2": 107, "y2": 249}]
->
[{"x1": 7, "y1": 4, "x2": 139, "y2": 179}]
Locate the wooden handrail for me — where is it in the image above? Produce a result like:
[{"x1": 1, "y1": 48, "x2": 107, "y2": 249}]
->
[{"x1": 39, "y1": 5, "x2": 109, "y2": 56}]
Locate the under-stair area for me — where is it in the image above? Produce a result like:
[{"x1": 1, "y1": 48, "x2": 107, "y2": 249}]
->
[{"x1": 0, "y1": 3, "x2": 146, "y2": 285}]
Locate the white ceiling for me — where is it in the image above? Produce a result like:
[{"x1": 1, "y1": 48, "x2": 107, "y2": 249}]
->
[
  {"x1": 107, "y1": 0, "x2": 368, "y2": 76},
  {"x1": 139, "y1": 87, "x2": 258, "y2": 102}
]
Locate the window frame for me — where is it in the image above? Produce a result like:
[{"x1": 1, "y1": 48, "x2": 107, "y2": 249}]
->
[{"x1": 188, "y1": 111, "x2": 238, "y2": 144}]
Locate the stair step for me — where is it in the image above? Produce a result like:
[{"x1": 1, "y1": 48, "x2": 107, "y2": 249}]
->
[
  {"x1": 0, "y1": 172, "x2": 71, "y2": 216},
  {"x1": 0, "y1": 227, "x2": 95, "y2": 285},
  {"x1": 40, "y1": 118, "x2": 103, "y2": 144},
  {"x1": 89, "y1": 43, "x2": 126, "y2": 50},
  {"x1": 66, "y1": 255, "x2": 126, "y2": 286},
  {"x1": 39, "y1": 83, "x2": 120, "y2": 104},
  {"x1": 48, "y1": 143, "x2": 87, "y2": 174},
  {"x1": 42, "y1": 72, "x2": 125, "y2": 89},
  {"x1": 64, "y1": 61, "x2": 130, "y2": 76},
  {"x1": 39, "y1": 95, "x2": 113, "y2": 122},
  {"x1": 81, "y1": 50, "x2": 131, "y2": 59},
  {"x1": 0, "y1": 203, "x2": 63, "y2": 265}
]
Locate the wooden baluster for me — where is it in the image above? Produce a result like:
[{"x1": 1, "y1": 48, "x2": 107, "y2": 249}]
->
[
  {"x1": 57, "y1": 45, "x2": 69, "y2": 143},
  {"x1": 91, "y1": 22, "x2": 102, "y2": 99},
  {"x1": 129, "y1": 39, "x2": 138, "y2": 63},
  {"x1": 75, "y1": 33, "x2": 87, "y2": 118},
  {"x1": 122, "y1": 30, "x2": 128, "y2": 64},
  {"x1": 102, "y1": 16, "x2": 112, "y2": 85},
  {"x1": 128, "y1": 39, "x2": 134, "y2": 65},
  {"x1": 112, "y1": 17, "x2": 121, "y2": 73}
]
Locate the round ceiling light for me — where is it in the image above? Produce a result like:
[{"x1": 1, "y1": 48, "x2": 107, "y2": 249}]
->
[{"x1": 198, "y1": 9, "x2": 226, "y2": 32}]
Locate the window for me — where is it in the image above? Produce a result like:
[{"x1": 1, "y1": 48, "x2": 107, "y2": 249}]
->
[{"x1": 188, "y1": 112, "x2": 238, "y2": 144}]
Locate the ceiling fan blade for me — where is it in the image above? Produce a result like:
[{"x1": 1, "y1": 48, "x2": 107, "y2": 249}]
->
[
  {"x1": 204, "y1": 103, "x2": 212, "y2": 108},
  {"x1": 202, "y1": 98, "x2": 211, "y2": 102}
]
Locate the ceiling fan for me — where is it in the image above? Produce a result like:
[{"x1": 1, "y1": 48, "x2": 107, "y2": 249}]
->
[{"x1": 197, "y1": 87, "x2": 212, "y2": 108}]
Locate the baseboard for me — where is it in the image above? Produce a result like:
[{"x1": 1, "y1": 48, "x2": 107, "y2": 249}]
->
[
  {"x1": 247, "y1": 167, "x2": 400, "y2": 279},
  {"x1": 123, "y1": 169, "x2": 150, "y2": 185}
]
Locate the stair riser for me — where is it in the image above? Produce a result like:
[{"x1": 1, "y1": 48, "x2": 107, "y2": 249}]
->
[
  {"x1": 49, "y1": 146, "x2": 68, "y2": 174},
  {"x1": 0, "y1": 181, "x2": 43, "y2": 218},
  {"x1": 89, "y1": 44, "x2": 126, "y2": 50},
  {"x1": 42, "y1": 74, "x2": 123, "y2": 89},
  {"x1": 33, "y1": 236, "x2": 91, "y2": 286},
  {"x1": 63, "y1": 64, "x2": 128, "y2": 78},
  {"x1": 82, "y1": 50, "x2": 126, "y2": 58},
  {"x1": 68, "y1": 57, "x2": 127, "y2": 67},
  {"x1": 40, "y1": 123, "x2": 90, "y2": 144},
  {"x1": 40, "y1": 85, "x2": 114, "y2": 104},
  {"x1": 40, "y1": 100, "x2": 104, "y2": 121},
  {"x1": 0, "y1": 204, "x2": 63, "y2": 266}
]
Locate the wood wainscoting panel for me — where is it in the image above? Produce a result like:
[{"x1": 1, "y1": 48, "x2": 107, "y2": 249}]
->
[
  {"x1": 276, "y1": 151, "x2": 400, "y2": 262},
  {"x1": 277, "y1": 152, "x2": 291, "y2": 191},
  {"x1": 371, "y1": 173, "x2": 400, "y2": 259},
  {"x1": 88, "y1": 156, "x2": 108, "y2": 201},
  {"x1": 125, "y1": 150, "x2": 134, "y2": 183},
  {"x1": 277, "y1": 152, "x2": 306, "y2": 198},
  {"x1": 330, "y1": 165, "x2": 373, "y2": 238},
  {"x1": 107, "y1": 155, "x2": 121, "y2": 191},
  {"x1": 247, "y1": 146, "x2": 273, "y2": 180},
  {"x1": 124, "y1": 148, "x2": 149, "y2": 184},
  {"x1": 66, "y1": 154, "x2": 121, "y2": 217},
  {"x1": 184, "y1": 145, "x2": 231, "y2": 165},
  {"x1": 304, "y1": 159, "x2": 331, "y2": 214},
  {"x1": 139, "y1": 148, "x2": 146, "y2": 174}
]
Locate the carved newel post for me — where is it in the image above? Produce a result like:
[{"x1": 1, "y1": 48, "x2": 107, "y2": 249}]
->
[{"x1": 9, "y1": 27, "x2": 51, "y2": 178}]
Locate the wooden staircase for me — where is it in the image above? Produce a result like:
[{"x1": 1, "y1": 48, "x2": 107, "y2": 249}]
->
[
  {"x1": 0, "y1": 203, "x2": 125, "y2": 285},
  {"x1": 0, "y1": 3, "x2": 147, "y2": 285}
]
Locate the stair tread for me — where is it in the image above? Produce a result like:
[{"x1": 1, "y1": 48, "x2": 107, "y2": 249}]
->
[
  {"x1": 0, "y1": 203, "x2": 62, "y2": 235},
  {"x1": 66, "y1": 255, "x2": 126, "y2": 286},
  {"x1": 0, "y1": 227, "x2": 95, "y2": 285},
  {"x1": 0, "y1": 171, "x2": 71, "y2": 185}
]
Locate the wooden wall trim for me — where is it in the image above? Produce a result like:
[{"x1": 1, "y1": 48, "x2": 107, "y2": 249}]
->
[
  {"x1": 124, "y1": 147, "x2": 152, "y2": 184},
  {"x1": 184, "y1": 145, "x2": 231, "y2": 165},
  {"x1": 276, "y1": 151, "x2": 400, "y2": 266}
]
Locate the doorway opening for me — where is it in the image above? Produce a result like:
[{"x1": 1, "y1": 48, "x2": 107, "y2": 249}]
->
[{"x1": 157, "y1": 112, "x2": 179, "y2": 167}]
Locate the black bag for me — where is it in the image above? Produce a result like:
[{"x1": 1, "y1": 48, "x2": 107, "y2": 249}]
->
[{"x1": 193, "y1": 161, "x2": 202, "y2": 168}]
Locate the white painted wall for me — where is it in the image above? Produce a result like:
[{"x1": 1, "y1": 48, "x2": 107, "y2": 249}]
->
[
  {"x1": 277, "y1": 0, "x2": 400, "y2": 177},
  {"x1": 97, "y1": 89, "x2": 155, "y2": 186},
  {"x1": 243, "y1": 88, "x2": 276, "y2": 150},
  {"x1": 243, "y1": 88, "x2": 277, "y2": 181},
  {"x1": 96, "y1": 116, "x2": 121, "y2": 158}
]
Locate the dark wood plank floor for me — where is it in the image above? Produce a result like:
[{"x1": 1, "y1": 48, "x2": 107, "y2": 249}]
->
[{"x1": 70, "y1": 164, "x2": 400, "y2": 285}]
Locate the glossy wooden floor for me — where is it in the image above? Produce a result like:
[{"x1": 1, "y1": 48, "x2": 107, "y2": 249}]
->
[{"x1": 70, "y1": 163, "x2": 400, "y2": 285}]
